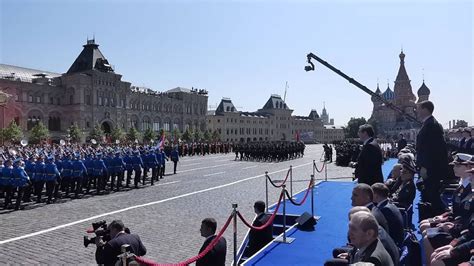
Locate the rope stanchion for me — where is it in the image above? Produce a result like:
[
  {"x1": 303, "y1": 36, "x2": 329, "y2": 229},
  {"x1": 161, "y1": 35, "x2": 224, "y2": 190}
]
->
[
  {"x1": 266, "y1": 168, "x2": 291, "y2": 188},
  {"x1": 313, "y1": 161, "x2": 326, "y2": 173},
  {"x1": 237, "y1": 190, "x2": 284, "y2": 231},
  {"x1": 284, "y1": 178, "x2": 313, "y2": 206},
  {"x1": 134, "y1": 213, "x2": 233, "y2": 266},
  {"x1": 274, "y1": 184, "x2": 294, "y2": 244}
]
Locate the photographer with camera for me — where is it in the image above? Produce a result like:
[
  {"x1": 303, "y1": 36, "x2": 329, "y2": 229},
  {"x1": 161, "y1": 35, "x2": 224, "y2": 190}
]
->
[{"x1": 94, "y1": 220, "x2": 146, "y2": 266}]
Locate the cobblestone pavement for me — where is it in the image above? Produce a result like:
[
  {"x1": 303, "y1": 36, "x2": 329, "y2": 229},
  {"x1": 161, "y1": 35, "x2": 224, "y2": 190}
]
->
[{"x1": 0, "y1": 144, "x2": 353, "y2": 265}]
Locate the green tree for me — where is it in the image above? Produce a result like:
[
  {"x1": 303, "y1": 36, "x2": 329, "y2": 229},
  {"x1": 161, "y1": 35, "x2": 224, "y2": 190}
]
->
[
  {"x1": 127, "y1": 127, "x2": 141, "y2": 142},
  {"x1": 345, "y1": 117, "x2": 367, "y2": 138},
  {"x1": 89, "y1": 123, "x2": 105, "y2": 142},
  {"x1": 3, "y1": 121, "x2": 23, "y2": 143},
  {"x1": 203, "y1": 130, "x2": 211, "y2": 141},
  {"x1": 29, "y1": 122, "x2": 50, "y2": 144},
  {"x1": 182, "y1": 128, "x2": 192, "y2": 142},
  {"x1": 110, "y1": 126, "x2": 125, "y2": 143},
  {"x1": 212, "y1": 129, "x2": 220, "y2": 141},
  {"x1": 143, "y1": 128, "x2": 157, "y2": 143},
  {"x1": 193, "y1": 129, "x2": 203, "y2": 142},
  {"x1": 68, "y1": 123, "x2": 83, "y2": 143}
]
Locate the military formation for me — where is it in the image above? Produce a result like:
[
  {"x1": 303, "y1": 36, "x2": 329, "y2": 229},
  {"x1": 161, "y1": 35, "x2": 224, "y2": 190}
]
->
[
  {"x1": 446, "y1": 127, "x2": 474, "y2": 155},
  {"x1": 0, "y1": 142, "x2": 185, "y2": 210},
  {"x1": 232, "y1": 141, "x2": 305, "y2": 162}
]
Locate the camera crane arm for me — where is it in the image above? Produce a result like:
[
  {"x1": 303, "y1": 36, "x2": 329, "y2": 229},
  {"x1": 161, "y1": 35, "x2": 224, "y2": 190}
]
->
[{"x1": 305, "y1": 52, "x2": 422, "y2": 126}]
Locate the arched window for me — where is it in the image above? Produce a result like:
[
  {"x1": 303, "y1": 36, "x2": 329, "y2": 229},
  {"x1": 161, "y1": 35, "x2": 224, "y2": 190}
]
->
[
  {"x1": 153, "y1": 117, "x2": 161, "y2": 131},
  {"x1": 142, "y1": 116, "x2": 151, "y2": 130},
  {"x1": 27, "y1": 110, "x2": 43, "y2": 130},
  {"x1": 48, "y1": 112, "x2": 61, "y2": 131}
]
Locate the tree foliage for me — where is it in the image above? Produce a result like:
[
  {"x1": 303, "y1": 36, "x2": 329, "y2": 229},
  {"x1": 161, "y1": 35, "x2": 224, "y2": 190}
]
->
[
  {"x1": 68, "y1": 123, "x2": 83, "y2": 143},
  {"x1": 89, "y1": 123, "x2": 105, "y2": 142},
  {"x1": 345, "y1": 117, "x2": 367, "y2": 138},
  {"x1": 29, "y1": 122, "x2": 50, "y2": 144},
  {"x1": 2, "y1": 121, "x2": 23, "y2": 143}
]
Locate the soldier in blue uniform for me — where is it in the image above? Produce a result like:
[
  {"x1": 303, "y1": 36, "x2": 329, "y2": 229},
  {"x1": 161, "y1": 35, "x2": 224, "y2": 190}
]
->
[
  {"x1": 155, "y1": 149, "x2": 163, "y2": 180},
  {"x1": 160, "y1": 149, "x2": 168, "y2": 177},
  {"x1": 71, "y1": 153, "x2": 87, "y2": 198},
  {"x1": 34, "y1": 155, "x2": 46, "y2": 203},
  {"x1": 171, "y1": 146, "x2": 179, "y2": 174},
  {"x1": 23, "y1": 156, "x2": 36, "y2": 202},
  {"x1": 44, "y1": 156, "x2": 61, "y2": 204},
  {"x1": 123, "y1": 150, "x2": 134, "y2": 187},
  {"x1": 83, "y1": 153, "x2": 94, "y2": 194},
  {"x1": 94, "y1": 153, "x2": 107, "y2": 194},
  {"x1": 104, "y1": 152, "x2": 114, "y2": 191},
  {"x1": 61, "y1": 154, "x2": 73, "y2": 197},
  {"x1": 145, "y1": 149, "x2": 158, "y2": 185},
  {"x1": 111, "y1": 151, "x2": 126, "y2": 191},
  {"x1": 2, "y1": 159, "x2": 14, "y2": 209},
  {"x1": 12, "y1": 158, "x2": 30, "y2": 210},
  {"x1": 131, "y1": 150, "x2": 143, "y2": 188}
]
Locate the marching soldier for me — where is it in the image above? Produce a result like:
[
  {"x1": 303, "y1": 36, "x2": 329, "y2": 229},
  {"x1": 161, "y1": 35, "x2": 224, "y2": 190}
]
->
[
  {"x1": 23, "y1": 156, "x2": 36, "y2": 202},
  {"x1": 44, "y1": 156, "x2": 60, "y2": 204},
  {"x1": 34, "y1": 155, "x2": 46, "y2": 203},
  {"x1": 83, "y1": 153, "x2": 94, "y2": 194},
  {"x1": 12, "y1": 158, "x2": 30, "y2": 210},
  {"x1": 171, "y1": 146, "x2": 179, "y2": 174},
  {"x1": 71, "y1": 153, "x2": 87, "y2": 198},
  {"x1": 2, "y1": 159, "x2": 13, "y2": 209},
  {"x1": 93, "y1": 153, "x2": 107, "y2": 194},
  {"x1": 61, "y1": 154, "x2": 73, "y2": 197},
  {"x1": 131, "y1": 150, "x2": 143, "y2": 188},
  {"x1": 123, "y1": 150, "x2": 134, "y2": 187},
  {"x1": 111, "y1": 151, "x2": 126, "y2": 191},
  {"x1": 160, "y1": 149, "x2": 168, "y2": 177}
]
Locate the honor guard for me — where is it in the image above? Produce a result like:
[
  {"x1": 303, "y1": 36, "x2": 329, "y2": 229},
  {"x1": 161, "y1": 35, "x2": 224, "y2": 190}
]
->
[
  {"x1": 123, "y1": 150, "x2": 134, "y2": 188},
  {"x1": 12, "y1": 158, "x2": 30, "y2": 210},
  {"x1": 2, "y1": 159, "x2": 13, "y2": 209},
  {"x1": 93, "y1": 153, "x2": 107, "y2": 194},
  {"x1": 111, "y1": 151, "x2": 126, "y2": 191},
  {"x1": 160, "y1": 149, "x2": 168, "y2": 177},
  {"x1": 61, "y1": 154, "x2": 73, "y2": 197},
  {"x1": 34, "y1": 155, "x2": 46, "y2": 203},
  {"x1": 23, "y1": 156, "x2": 36, "y2": 202},
  {"x1": 131, "y1": 150, "x2": 144, "y2": 188},
  {"x1": 71, "y1": 153, "x2": 87, "y2": 198},
  {"x1": 83, "y1": 153, "x2": 94, "y2": 194},
  {"x1": 44, "y1": 156, "x2": 60, "y2": 204}
]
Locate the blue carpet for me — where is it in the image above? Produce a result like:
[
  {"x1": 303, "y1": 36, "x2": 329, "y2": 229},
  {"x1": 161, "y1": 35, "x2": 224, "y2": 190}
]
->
[{"x1": 244, "y1": 159, "x2": 415, "y2": 266}]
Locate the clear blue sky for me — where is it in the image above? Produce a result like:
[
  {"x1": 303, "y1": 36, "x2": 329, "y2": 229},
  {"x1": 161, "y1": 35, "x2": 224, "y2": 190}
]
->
[{"x1": 1, "y1": 0, "x2": 472, "y2": 127}]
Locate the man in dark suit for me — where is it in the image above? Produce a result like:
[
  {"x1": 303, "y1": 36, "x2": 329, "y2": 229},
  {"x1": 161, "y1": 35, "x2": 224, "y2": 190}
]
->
[
  {"x1": 196, "y1": 218, "x2": 227, "y2": 266},
  {"x1": 415, "y1": 100, "x2": 449, "y2": 215},
  {"x1": 351, "y1": 184, "x2": 389, "y2": 234},
  {"x1": 246, "y1": 201, "x2": 273, "y2": 257},
  {"x1": 349, "y1": 212, "x2": 394, "y2": 266},
  {"x1": 372, "y1": 183, "x2": 405, "y2": 246},
  {"x1": 95, "y1": 220, "x2": 147, "y2": 266},
  {"x1": 351, "y1": 124, "x2": 384, "y2": 185}
]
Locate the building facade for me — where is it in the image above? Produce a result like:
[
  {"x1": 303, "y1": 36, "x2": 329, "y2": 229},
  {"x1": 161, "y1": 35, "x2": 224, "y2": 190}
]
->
[
  {"x1": 0, "y1": 40, "x2": 208, "y2": 141},
  {"x1": 370, "y1": 51, "x2": 430, "y2": 138},
  {"x1": 206, "y1": 95, "x2": 344, "y2": 143}
]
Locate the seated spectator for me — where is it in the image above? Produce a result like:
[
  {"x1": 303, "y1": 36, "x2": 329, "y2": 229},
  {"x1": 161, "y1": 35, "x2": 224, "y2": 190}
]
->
[
  {"x1": 372, "y1": 183, "x2": 404, "y2": 246},
  {"x1": 348, "y1": 212, "x2": 394, "y2": 266},
  {"x1": 95, "y1": 220, "x2": 146, "y2": 266},
  {"x1": 385, "y1": 163, "x2": 402, "y2": 196},
  {"x1": 421, "y1": 154, "x2": 474, "y2": 262},
  {"x1": 196, "y1": 218, "x2": 227, "y2": 266},
  {"x1": 351, "y1": 184, "x2": 389, "y2": 234},
  {"x1": 245, "y1": 201, "x2": 273, "y2": 257},
  {"x1": 325, "y1": 206, "x2": 399, "y2": 266},
  {"x1": 391, "y1": 159, "x2": 416, "y2": 209}
]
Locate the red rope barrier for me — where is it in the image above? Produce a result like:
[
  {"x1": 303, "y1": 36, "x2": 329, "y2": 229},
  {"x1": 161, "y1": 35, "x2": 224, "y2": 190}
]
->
[
  {"x1": 134, "y1": 213, "x2": 233, "y2": 266},
  {"x1": 313, "y1": 161, "x2": 326, "y2": 173},
  {"x1": 237, "y1": 191, "x2": 284, "y2": 231},
  {"x1": 266, "y1": 168, "x2": 291, "y2": 188},
  {"x1": 284, "y1": 179, "x2": 313, "y2": 206}
]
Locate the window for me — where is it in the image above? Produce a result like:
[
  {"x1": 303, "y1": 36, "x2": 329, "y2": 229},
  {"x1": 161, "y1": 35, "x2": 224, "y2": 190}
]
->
[
  {"x1": 69, "y1": 95, "x2": 73, "y2": 104},
  {"x1": 28, "y1": 95, "x2": 33, "y2": 103},
  {"x1": 164, "y1": 122, "x2": 170, "y2": 131},
  {"x1": 153, "y1": 121, "x2": 160, "y2": 131}
]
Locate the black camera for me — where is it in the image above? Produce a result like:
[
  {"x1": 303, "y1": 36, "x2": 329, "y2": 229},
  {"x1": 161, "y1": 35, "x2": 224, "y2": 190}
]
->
[{"x1": 83, "y1": 220, "x2": 110, "y2": 248}]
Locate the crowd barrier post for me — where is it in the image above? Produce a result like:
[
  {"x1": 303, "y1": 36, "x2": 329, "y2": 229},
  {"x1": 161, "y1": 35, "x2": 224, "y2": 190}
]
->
[
  {"x1": 265, "y1": 171, "x2": 269, "y2": 213},
  {"x1": 289, "y1": 165, "x2": 293, "y2": 198},
  {"x1": 312, "y1": 160, "x2": 315, "y2": 177},
  {"x1": 325, "y1": 161, "x2": 328, "y2": 181},
  {"x1": 232, "y1": 203, "x2": 238, "y2": 266},
  {"x1": 275, "y1": 185, "x2": 295, "y2": 244},
  {"x1": 310, "y1": 174, "x2": 314, "y2": 217}
]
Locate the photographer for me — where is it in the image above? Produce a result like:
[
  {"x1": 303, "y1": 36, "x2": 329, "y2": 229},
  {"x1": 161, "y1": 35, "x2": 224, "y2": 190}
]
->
[{"x1": 95, "y1": 220, "x2": 146, "y2": 266}]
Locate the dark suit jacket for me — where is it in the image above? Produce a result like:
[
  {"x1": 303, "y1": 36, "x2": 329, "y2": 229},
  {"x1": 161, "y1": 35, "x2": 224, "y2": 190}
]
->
[
  {"x1": 196, "y1": 235, "x2": 227, "y2": 266},
  {"x1": 416, "y1": 116, "x2": 448, "y2": 181},
  {"x1": 247, "y1": 213, "x2": 273, "y2": 256},
  {"x1": 397, "y1": 138, "x2": 407, "y2": 152},
  {"x1": 353, "y1": 239, "x2": 394, "y2": 266},
  {"x1": 377, "y1": 199, "x2": 405, "y2": 246},
  {"x1": 366, "y1": 202, "x2": 389, "y2": 235},
  {"x1": 378, "y1": 226, "x2": 400, "y2": 266},
  {"x1": 95, "y1": 233, "x2": 147, "y2": 266},
  {"x1": 355, "y1": 138, "x2": 384, "y2": 185}
]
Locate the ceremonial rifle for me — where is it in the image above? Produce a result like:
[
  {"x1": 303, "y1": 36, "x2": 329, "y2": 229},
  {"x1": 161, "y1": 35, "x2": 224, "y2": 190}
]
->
[{"x1": 305, "y1": 52, "x2": 422, "y2": 126}]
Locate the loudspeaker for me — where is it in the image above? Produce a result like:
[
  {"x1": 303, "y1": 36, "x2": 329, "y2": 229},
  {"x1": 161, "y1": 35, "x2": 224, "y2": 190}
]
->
[{"x1": 296, "y1": 212, "x2": 316, "y2": 231}]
